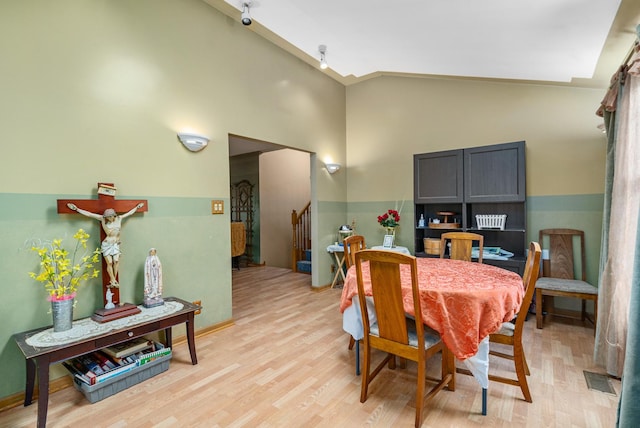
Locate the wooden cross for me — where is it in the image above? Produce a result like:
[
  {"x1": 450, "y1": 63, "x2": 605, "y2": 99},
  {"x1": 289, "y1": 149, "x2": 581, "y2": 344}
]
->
[{"x1": 57, "y1": 183, "x2": 148, "y2": 306}]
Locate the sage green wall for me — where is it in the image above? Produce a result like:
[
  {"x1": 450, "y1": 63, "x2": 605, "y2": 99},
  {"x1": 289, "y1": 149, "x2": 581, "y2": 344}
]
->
[
  {"x1": 345, "y1": 76, "x2": 607, "y2": 287},
  {"x1": 0, "y1": 0, "x2": 346, "y2": 398}
]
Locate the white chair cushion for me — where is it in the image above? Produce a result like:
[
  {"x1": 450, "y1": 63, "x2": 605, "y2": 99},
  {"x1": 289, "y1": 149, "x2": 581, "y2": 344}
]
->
[
  {"x1": 494, "y1": 321, "x2": 515, "y2": 337},
  {"x1": 370, "y1": 318, "x2": 440, "y2": 348}
]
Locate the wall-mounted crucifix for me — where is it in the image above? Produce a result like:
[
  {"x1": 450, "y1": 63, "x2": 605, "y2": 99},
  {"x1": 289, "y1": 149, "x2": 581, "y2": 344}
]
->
[{"x1": 57, "y1": 183, "x2": 147, "y2": 308}]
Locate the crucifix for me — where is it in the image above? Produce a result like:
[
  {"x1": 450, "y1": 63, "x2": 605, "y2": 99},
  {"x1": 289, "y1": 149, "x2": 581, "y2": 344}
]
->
[{"x1": 57, "y1": 183, "x2": 148, "y2": 309}]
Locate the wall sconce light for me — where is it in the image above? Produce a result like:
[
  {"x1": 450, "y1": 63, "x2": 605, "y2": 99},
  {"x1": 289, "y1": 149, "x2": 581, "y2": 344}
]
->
[
  {"x1": 178, "y1": 132, "x2": 210, "y2": 152},
  {"x1": 325, "y1": 163, "x2": 341, "y2": 174},
  {"x1": 319, "y1": 45, "x2": 328, "y2": 70}
]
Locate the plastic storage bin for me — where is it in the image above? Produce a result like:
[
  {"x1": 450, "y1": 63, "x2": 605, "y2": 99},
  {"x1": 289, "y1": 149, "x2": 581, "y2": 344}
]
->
[{"x1": 73, "y1": 352, "x2": 171, "y2": 403}]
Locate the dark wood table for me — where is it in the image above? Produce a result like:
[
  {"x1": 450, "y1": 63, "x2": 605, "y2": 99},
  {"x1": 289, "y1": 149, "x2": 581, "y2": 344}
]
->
[{"x1": 13, "y1": 297, "x2": 200, "y2": 428}]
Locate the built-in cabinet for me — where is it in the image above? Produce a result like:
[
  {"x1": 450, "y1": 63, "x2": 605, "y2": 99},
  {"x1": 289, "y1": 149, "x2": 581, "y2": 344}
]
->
[{"x1": 414, "y1": 141, "x2": 526, "y2": 274}]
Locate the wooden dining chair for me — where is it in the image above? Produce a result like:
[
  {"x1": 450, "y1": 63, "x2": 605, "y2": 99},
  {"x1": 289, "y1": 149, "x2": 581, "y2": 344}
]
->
[
  {"x1": 535, "y1": 229, "x2": 597, "y2": 330},
  {"x1": 355, "y1": 249, "x2": 454, "y2": 428},
  {"x1": 343, "y1": 235, "x2": 367, "y2": 353},
  {"x1": 440, "y1": 231, "x2": 484, "y2": 263},
  {"x1": 488, "y1": 241, "x2": 541, "y2": 402},
  {"x1": 343, "y1": 234, "x2": 366, "y2": 269}
]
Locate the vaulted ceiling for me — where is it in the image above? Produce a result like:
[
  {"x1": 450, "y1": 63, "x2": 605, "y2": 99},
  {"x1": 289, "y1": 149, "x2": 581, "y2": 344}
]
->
[{"x1": 209, "y1": 0, "x2": 640, "y2": 88}]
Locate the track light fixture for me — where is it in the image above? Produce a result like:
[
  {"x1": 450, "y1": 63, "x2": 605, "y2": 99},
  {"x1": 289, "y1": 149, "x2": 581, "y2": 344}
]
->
[
  {"x1": 241, "y1": 2, "x2": 252, "y2": 26},
  {"x1": 319, "y1": 44, "x2": 328, "y2": 70}
]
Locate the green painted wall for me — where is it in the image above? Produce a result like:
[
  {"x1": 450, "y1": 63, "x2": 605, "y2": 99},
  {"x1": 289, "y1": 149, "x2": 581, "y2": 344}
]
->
[{"x1": 0, "y1": 0, "x2": 346, "y2": 399}]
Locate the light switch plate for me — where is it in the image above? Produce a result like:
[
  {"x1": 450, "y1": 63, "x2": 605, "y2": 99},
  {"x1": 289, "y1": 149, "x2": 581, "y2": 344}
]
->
[{"x1": 211, "y1": 200, "x2": 224, "y2": 214}]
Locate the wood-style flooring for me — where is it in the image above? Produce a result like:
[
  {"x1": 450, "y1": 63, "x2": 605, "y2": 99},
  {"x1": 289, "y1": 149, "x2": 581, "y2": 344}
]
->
[{"x1": 1, "y1": 266, "x2": 620, "y2": 427}]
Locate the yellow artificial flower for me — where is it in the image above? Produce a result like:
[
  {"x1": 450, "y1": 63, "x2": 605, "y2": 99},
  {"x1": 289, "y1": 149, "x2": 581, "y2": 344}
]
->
[{"x1": 28, "y1": 229, "x2": 101, "y2": 301}]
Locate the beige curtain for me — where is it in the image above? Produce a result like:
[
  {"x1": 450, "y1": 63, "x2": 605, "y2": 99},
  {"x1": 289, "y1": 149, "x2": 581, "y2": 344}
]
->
[{"x1": 594, "y1": 49, "x2": 640, "y2": 377}]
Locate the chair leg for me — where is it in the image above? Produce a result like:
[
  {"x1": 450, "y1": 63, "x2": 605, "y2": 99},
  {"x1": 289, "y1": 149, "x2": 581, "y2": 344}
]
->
[
  {"x1": 513, "y1": 342, "x2": 532, "y2": 402},
  {"x1": 536, "y1": 289, "x2": 543, "y2": 329},
  {"x1": 415, "y1": 360, "x2": 425, "y2": 428},
  {"x1": 348, "y1": 336, "x2": 355, "y2": 350},
  {"x1": 360, "y1": 342, "x2": 371, "y2": 403}
]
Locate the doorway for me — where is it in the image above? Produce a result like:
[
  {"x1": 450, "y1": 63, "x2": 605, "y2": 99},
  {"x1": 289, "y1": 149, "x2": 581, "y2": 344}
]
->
[{"x1": 229, "y1": 134, "x2": 311, "y2": 270}]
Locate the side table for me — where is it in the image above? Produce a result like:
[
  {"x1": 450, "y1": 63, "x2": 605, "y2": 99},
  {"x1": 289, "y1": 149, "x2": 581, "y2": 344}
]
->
[
  {"x1": 13, "y1": 297, "x2": 200, "y2": 428},
  {"x1": 326, "y1": 244, "x2": 347, "y2": 288}
]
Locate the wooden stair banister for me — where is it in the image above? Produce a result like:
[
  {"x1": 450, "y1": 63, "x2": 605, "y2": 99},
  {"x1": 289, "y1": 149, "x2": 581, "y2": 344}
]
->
[{"x1": 291, "y1": 201, "x2": 311, "y2": 272}]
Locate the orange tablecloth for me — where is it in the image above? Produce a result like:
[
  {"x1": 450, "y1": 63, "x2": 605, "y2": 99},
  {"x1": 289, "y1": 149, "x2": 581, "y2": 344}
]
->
[{"x1": 340, "y1": 258, "x2": 523, "y2": 360}]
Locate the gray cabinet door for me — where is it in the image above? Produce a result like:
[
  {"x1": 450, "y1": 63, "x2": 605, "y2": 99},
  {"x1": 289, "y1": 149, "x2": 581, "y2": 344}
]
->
[
  {"x1": 464, "y1": 141, "x2": 525, "y2": 202},
  {"x1": 414, "y1": 149, "x2": 463, "y2": 203}
]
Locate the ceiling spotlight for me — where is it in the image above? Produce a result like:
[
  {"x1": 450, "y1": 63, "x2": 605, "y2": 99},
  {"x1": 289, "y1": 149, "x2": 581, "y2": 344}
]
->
[
  {"x1": 319, "y1": 45, "x2": 328, "y2": 70},
  {"x1": 241, "y1": 2, "x2": 252, "y2": 26}
]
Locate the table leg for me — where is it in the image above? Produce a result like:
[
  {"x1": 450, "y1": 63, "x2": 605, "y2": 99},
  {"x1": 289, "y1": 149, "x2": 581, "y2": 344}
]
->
[
  {"x1": 165, "y1": 327, "x2": 173, "y2": 348},
  {"x1": 24, "y1": 358, "x2": 36, "y2": 406},
  {"x1": 36, "y1": 357, "x2": 50, "y2": 428},
  {"x1": 186, "y1": 313, "x2": 198, "y2": 365},
  {"x1": 482, "y1": 388, "x2": 487, "y2": 415}
]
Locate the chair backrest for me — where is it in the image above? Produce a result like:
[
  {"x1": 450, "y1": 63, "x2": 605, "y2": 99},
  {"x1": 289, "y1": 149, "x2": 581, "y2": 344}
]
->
[
  {"x1": 355, "y1": 250, "x2": 424, "y2": 348},
  {"x1": 440, "y1": 232, "x2": 484, "y2": 263},
  {"x1": 343, "y1": 234, "x2": 366, "y2": 269},
  {"x1": 539, "y1": 229, "x2": 586, "y2": 281},
  {"x1": 514, "y1": 241, "x2": 542, "y2": 331}
]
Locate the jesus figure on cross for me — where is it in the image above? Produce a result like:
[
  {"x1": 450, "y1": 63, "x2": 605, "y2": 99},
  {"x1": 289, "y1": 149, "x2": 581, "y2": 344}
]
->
[{"x1": 67, "y1": 202, "x2": 144, "y2": 287}]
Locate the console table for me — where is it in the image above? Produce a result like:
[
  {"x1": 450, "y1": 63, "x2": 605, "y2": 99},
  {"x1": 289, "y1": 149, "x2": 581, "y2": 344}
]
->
[{"x1": 13, "y1": 297, "x2": 200, "y2": 428}]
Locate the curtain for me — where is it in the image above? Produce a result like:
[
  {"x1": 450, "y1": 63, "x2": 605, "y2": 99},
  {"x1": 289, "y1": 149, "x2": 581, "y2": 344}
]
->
[{"x1": 595, "y1": 43, "x2": 640, "y2": 426}]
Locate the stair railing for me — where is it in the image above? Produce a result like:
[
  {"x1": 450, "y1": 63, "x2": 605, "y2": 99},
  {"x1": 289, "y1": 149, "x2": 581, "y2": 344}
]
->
[{"x1": 291, "y1": 201, "x2": 311, "y2": 272}]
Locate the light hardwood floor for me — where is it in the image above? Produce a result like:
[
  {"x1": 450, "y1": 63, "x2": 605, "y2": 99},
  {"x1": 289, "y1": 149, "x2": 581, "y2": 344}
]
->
[{"x1": 2, "y1": 266, "x2": 620, "y2": 427}]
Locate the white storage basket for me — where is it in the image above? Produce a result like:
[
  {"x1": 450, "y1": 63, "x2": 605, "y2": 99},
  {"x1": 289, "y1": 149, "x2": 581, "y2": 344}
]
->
[{"x1": 476, "y1": 214, "x2": 507, "y2": 230}]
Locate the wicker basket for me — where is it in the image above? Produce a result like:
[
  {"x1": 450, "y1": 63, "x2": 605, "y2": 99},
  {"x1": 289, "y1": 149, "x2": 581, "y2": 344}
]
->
[{"x1": 476, "y1": 214, "x2": 507, "y2": 230}]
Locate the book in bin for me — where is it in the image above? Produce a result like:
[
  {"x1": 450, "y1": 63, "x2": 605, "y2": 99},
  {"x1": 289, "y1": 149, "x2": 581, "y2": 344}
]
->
[{"x1": 103, "y1": 337, "x2": 154, "y2": 359}]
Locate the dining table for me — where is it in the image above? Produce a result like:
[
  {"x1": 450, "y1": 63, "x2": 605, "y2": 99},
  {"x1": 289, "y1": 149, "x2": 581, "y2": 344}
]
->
[{"x1": 340, "y1": 257, "x2": 523, "y2": 414}]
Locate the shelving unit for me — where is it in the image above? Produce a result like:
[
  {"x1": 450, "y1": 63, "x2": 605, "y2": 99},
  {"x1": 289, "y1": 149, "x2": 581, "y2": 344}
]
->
[{"x1": 413, "y1": 141, "x2": 527, "y2": 274}]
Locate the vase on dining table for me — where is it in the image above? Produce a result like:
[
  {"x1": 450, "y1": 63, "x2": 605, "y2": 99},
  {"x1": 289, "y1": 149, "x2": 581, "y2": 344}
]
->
[{"x1": 384, "y1": 227, "x2": 397, "y2": 247}]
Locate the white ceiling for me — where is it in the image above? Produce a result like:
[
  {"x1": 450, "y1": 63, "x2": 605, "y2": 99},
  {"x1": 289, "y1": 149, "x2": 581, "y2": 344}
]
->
[
  {"x1": 217, "y1": 0, "x2": 640, "y2": 156},
  {"x1": 219, "y1": 0, "x2": 639, "y2": 86}
]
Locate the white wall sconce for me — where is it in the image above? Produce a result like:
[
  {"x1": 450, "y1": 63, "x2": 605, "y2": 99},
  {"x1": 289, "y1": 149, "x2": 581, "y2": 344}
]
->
[
  {"x1": 325, "y1": 163, "x2": 341, "y2": 174},
  {"x1": 178, "y1": 132, "x2": 210, "y2": 152}
]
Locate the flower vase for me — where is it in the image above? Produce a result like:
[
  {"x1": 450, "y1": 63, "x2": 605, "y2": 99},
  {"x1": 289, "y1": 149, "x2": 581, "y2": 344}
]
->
[
  {"x1": 51, "y1": 296, "x2": 74, "y2": 332},
  {"x1": 385, "y1": 227, "x2": 397, "y2": 247}
]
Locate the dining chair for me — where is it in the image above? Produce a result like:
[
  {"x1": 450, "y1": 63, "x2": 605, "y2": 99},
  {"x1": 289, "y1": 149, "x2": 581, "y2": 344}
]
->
[
  {"x1": 343, "y1": 235, "x2": 367, "y2": 354},
  {"x1": 440, "y1": 231, "x2": 484, "y2": 263},
  {"x1": 343, "y1": 234, "x2": 366, "y2": 269},
  {"x1": 487, "y1": 241, "x2": 541, "y2": 402},
  {"x1": 535, "y1": 229, "x2": 597, "y2": 330},
  {"x1": 355, "y1": 249, "x2": 454, "y2": 428},
  {"x1": 455, "y1": 242, "x2": 541, "y2": 404}
]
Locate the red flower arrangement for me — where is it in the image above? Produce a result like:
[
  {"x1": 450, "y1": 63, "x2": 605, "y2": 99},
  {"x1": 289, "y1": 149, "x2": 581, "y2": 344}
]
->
[{"x1": 377, "y1": 209, "x2": 400, "y2": 228}]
